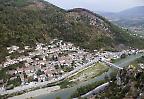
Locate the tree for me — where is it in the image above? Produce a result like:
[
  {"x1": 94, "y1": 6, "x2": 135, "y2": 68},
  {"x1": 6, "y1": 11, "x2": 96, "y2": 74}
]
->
[
  {"x1": 121, "y1": 54, "x2": 126, "y2": 59},
  {"x1": 54, "y1": 65, "x2": 59, "y2": 69},
  {"x1": 71, "y1": 60, "x2": 76, "y2": 67},
  {"x1": 56, "y1": 96, "x2": 61, "y2": 99},
  {"x1": 36, "y1": 69, "x2": 44, "y2": 76}
]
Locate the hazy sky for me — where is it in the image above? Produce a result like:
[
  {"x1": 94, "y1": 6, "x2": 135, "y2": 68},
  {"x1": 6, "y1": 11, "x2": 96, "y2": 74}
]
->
[{"x1": 46, "y1": 0, "x2": 144, "y2": 12}]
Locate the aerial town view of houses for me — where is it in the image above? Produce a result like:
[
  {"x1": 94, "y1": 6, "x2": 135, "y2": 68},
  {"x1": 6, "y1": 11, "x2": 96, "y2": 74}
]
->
[
  {"x1": 0, "y1": 38, "x2": 144, "y2": 98},
  {"x1": 0, "y1": 0, "x2": 144, "y2": 99}
]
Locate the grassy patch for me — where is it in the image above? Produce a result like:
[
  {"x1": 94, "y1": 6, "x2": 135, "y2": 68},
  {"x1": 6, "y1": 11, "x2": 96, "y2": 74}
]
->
[
  {"x1": 111, "y1": 58, "x2": 121, "y2": 63},
  {"x1": 58, "y1": 80, "x2": 75, "y2": 89},
  {"x1": 69, "y1": 62, "x2": 109, "y2": 83}
]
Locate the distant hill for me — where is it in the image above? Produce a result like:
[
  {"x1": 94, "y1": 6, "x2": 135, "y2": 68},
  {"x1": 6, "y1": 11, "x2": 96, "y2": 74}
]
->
[
  {"x1": 98, "y1": 6, "x2": 144, "y2": 36},
  {"x1": 0, "y1": 0, "x2": 144, "y2": 62},
  {"x1": 117, "y1": 6, "x2": 144, "y2": 18},
  {"x1": 99, "y1": 6, "x2": 144, "y2": 19}
]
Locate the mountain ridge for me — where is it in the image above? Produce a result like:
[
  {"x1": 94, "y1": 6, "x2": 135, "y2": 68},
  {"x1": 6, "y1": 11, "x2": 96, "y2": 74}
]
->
[
  {"x1": 118, "y1": 6, "x2": 144, "y2": 17},
  {"x1": 98, "y1": 6, "x2": 144, "y2": 37},
  {"x1": 98, "y1": 6, "x2": 144, "y2": 18},
  {"x1": 0, "y1": 0, "x2": 144, "y2": 63}
]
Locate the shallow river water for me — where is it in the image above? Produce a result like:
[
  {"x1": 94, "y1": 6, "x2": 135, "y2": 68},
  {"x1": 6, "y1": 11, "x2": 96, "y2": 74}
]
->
[{"x1": 36, "y1": 53, "x2": 144, "y2": 99}]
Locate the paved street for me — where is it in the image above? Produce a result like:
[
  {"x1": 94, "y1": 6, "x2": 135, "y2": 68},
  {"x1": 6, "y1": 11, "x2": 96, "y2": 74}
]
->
[
  {"x1": 101, "y1": 60, "x2": 123, "y2": 70},
  {"x1": 80, "y1": 82, "x2": 110, "y2": 98},
  {"x1": 0, "y1": 58, "x2": 99, "y2": 95}
]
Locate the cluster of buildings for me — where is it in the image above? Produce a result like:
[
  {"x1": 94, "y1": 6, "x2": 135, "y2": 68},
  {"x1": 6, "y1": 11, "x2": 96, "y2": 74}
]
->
[
  {"x1": 0, "y1": 39, "x2": 95, "y2": 90},
  {"x1": 0, "y1": 39, "x2": 143, "y2": 92}
]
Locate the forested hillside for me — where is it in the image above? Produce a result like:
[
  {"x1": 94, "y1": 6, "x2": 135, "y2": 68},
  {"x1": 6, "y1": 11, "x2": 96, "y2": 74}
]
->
[{"x1": 0, "y1": 0, "x2": 144, "y2": 63}]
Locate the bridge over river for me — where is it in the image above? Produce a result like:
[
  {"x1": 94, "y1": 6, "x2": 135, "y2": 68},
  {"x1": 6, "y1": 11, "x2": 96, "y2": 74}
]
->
[
  {"x1": 35, "y1": 53, "x2": 144, "y2": 99},
  {"x1": 9, "y1": 53, "x2": 144, "y2": 99},
  {"x1": 101, "y1": 60, "x2": 123, "y2": 70}
]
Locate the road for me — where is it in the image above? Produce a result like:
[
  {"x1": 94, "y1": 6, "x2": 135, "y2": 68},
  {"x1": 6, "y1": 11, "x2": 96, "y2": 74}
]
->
[
  {"x1": 0, "y1": 58, "x2": 99, "y2": 95},
  {"x1": 35, "y1": 52, "x2": 144, "y2": 99},
  {"x1": 74, "y1": 54, "x2": 143, "y2": 98},
  {"x1": 101, "y1": 60, "x2": 123, "y2": 70},
  {"x1": 80, "y1": 82, "x2": 110, "y2": 98},
  {"x1": 2, "y1": 52, "x2": 142, "y2": 96},
  {"x1": 73, "y1": 60, "x2": 123, "y2": 99}
]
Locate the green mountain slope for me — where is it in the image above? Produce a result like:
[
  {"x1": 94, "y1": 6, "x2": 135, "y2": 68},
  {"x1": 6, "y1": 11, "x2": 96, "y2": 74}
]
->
[{"x1": 0, "y1": 0, "x2": 144, "y2": 62}]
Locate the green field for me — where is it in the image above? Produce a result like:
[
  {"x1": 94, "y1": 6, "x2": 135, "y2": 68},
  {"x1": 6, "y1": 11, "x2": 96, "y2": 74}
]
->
[{"x1": 69, "y1": 62, "x2": 109, "y2": 83}]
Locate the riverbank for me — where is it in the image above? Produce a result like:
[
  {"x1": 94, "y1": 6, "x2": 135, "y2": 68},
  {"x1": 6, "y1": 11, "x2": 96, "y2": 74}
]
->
[
  {"x1": 69, "y1": 62, "x2": 109, "y2": 83},
  {"x1": 36, "y1": 53, "x2": 144, "y2": 99},
  {"x1": 1, "y1": 57, "x2": 99, "y2": 97},
  {"x1": 8, "y1": 86, "x2": 60, "y2": 99}
]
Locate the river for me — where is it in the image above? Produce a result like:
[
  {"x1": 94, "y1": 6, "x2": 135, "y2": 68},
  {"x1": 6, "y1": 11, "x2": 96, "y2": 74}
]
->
[{"x1": 36, "y1": 53, "x2": 144, "y2": 99}]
